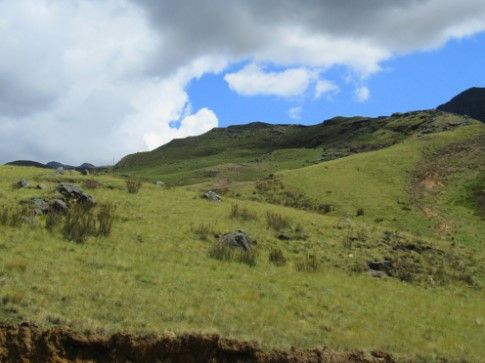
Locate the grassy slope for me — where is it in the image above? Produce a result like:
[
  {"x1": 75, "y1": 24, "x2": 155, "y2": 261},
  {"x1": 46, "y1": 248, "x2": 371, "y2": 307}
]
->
[
  {"x1": 116, "y1": 111, "x2": 472, "y2": 185},
  {"x1": 0, "y1": 157, "x2": 485, "y2": 361},
  {"x1": 263, "y1": 124, "x2": 485, "y2": 245}
]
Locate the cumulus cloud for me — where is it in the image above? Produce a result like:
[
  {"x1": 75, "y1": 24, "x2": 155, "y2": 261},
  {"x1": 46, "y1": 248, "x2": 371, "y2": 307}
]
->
[
  {"x1": 315, "y1": 80, "x2": 340, "y2": 99},
  {"x1": 355, "y1": 86, "x2": 371, "y2": 103},
  {"x1": 288, "y1": 106, "x2": 302, "y2": 120},
  {"x1": 224, "y1": 64, "x2": 314, "y2": 97},
  {"x1": 1, "y1": 0, "x2": 485, "y2": 164}
]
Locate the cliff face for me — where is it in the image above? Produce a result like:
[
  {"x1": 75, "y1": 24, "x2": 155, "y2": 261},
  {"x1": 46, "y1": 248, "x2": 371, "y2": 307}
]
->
[{"x1": 438, "y1": 87, "x2": 485, "y2": 123}]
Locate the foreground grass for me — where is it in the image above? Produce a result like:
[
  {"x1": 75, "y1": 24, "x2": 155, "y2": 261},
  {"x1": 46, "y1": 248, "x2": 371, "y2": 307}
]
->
[{"x1": 0, "y1": 165, "x2": 484, "y2": 361}]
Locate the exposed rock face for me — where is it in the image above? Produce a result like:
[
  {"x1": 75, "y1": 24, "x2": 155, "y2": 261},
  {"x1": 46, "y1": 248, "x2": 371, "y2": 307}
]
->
[
  {"x1": 203, "y1": 191, "x2": 222, "y2": 202},
  {"x1": 51, "y1": 199, "x2": 68, "y2": 213},
  {"x1": 220, "y1": 230, "x2": 254, "y2": 251},
  {"x1": 57, "y1": 183, "x2": 96, "y2": 205},
  {"x1": 437, "y1": 87, "x2": 485, "y2": 123}
]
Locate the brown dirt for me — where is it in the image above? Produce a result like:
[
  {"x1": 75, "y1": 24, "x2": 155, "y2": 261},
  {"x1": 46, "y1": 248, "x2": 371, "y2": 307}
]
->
[{"x1": 0, "y1": 322, "x2": 395, "y2": 363}]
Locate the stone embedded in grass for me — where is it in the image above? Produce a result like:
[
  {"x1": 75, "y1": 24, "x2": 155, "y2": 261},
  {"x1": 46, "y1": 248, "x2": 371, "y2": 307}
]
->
[
  {"x1": 17, "y1": 179, "x2": 30, "y2": 188},
  {"x1": 220, "y1": 230, "x2": 254, "y2": 251},
  {"x1": 22, "y1": 198, "x2": 50, "y2": 215},
  {"x1": 50, "y1": 199, "x2": 68, "y2": 214},
  {"x1": 57, "y1": 183, "x2": 96, "y2": 206},
  {"x1": 203, "y1": 191, "x2": 222, "y2": 202}
]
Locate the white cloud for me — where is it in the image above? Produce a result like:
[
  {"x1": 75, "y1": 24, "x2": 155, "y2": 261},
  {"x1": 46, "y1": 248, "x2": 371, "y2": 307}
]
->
[
  {"x1": 288, "y1": 106, "x2": 302, "y2": 120},
  {"x1": 224, "y1": 64, "x2": 314, "y2": 97},
  {"x1": 144, "y1": 108, "x2": 218, "y2": 150},
  {"x1": 315, "y1": 80, "x2": 340, "y2": 99},
  {"x1": 355, "y1": 86, "x2": 370, "y2": 103},
  {"x1": 1, "y1": 0, "x2": 485, "y2": 164}
]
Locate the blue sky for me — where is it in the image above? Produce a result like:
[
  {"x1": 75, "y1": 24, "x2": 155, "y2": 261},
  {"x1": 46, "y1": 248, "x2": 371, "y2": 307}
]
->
[
  {"x1": 1, "y1": 1, "x2": 485, "y2": 164},
  {"x1": 189, "y1": 32, "x2": 485, "y2": 127}
]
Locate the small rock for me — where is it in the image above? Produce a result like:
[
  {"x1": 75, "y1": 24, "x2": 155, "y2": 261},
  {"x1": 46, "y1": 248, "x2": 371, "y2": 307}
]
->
[
  {"x1": 220, "y1": 230, "x2": 254, "y2": 251},
  {"x1": 369, "y1": 269, "x2": 387, "y2": 278},
  {"x1": 51, "y1": 199, "x2": 68, "y2": 213},
  {"x1": 368, "y1": 259, "x2": 393, "y2": 274},
  {"x1": 36, "y1": 184, "x2": 48, "y2": 190},
  {"x1": 203, "y1": 191, "x2": 222, "y2": 202},
  {"x1": 155, "y1": 180, "x2": 165, "y2": 187},
  {"x1": 30, "y1": 198, "x2": 50, "y2": 215},
  {"x1": 17, "y1": 179, "x2": 30, "y2": 188},
  {"x1": 57, "y1": 183, "x2": 96, "y2": 206}
]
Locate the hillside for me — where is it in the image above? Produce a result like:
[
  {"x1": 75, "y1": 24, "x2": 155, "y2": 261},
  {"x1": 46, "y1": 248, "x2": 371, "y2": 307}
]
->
[
  {"x1": 438, "y1": 87, "x2": 485, "y2": 122},
  {"x1": 116, "y1": 110, "x2": 473, "y2": 185},
  {"x1": 1, "y1": 120, "x2": 484, "y2": 361}
]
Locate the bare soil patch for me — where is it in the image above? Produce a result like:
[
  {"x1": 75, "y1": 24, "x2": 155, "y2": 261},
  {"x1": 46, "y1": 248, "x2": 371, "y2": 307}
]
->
[{"x1": 0, "y1": 322, "x2": 395, "y2": 363}]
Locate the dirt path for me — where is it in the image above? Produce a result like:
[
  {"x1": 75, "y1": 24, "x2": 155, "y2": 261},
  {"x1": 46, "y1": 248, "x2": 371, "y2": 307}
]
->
[{"x1": 0, "y1": 322, "x2": 395, "y2": 363}]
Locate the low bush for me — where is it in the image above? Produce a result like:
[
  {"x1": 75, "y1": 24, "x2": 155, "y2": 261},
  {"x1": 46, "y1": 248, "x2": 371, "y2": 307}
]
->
[
  {"x1": 62, "y1": 205, "x2": 97, "y2": 243},
  {"x1": 356, "y1": 208, "x2": 365, "y2": 216},
  {"x1": 229, "y1": 204, "x2": 258, "y2": 221},
  {"x1": 295, "y1": 253, "x2": 320, "y2": 272},
  {"x1": 126, "y1": 177, "x2": 142, "y2": 194},
  {"x1": 268, "y1": 248, "x2": 287, "y2": 266},
  {"x1": 83, "y1": 179, "x2": 100, "y2": 189},
  {"x1": 45, "y1": 211, "x2": 62, "y2": 232},
  {"x1": 266, "y1": 212, "x2": 290, "y2": 231},
  {"x1": 208, "y1": 243, "x2": 257, "y2": 266},
  {"x1": 192, "y1": 223, "x2": 216, "y2": 241},
  {"x1": 97, "y1": 203, "x2": 115, "y2": 236}
]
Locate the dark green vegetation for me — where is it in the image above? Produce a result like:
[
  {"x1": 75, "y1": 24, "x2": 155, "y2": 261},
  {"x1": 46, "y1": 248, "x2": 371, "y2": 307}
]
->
[
  {"x1": 438, "y1": 87, "x2": 485, "y2": 123},
  {"x1": 1, "y1": 97, "x2": 485, "y2": 361}
]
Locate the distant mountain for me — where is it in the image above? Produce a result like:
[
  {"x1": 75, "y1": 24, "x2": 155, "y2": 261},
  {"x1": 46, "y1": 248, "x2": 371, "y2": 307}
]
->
[
  {"x1": 438, "y1": 87, "x2": 485, "y2": 123},
  {"x1": 46, "y1": 161, "x2": 75, "y2": 170},
  {"x1": 5, "y1": 160, "x2": 48, "y2": 168},
  {"x1": 5, "y1": 160, "x2": 97, "y2": 170}
]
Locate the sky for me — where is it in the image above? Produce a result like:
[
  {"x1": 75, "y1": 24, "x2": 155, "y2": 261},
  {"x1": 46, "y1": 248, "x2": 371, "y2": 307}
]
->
[{"x1": 0, "y1": 0, "x2": 484, "y2": 165}]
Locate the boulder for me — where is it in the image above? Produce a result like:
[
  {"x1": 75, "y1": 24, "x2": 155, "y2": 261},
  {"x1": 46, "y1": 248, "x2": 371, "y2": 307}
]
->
[
  {"x1": 203, "y1": 191, "x2": 222, "y2": 202},
  {"x1": 57, "y1": 183, "x2": 96, "y2": 205},
  {"x1": 220, "y1": 230, "x2": 254, "y2": 251}
]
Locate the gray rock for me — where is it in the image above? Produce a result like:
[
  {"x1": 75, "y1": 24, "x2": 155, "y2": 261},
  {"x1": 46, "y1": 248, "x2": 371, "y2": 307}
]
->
[
  {"x1": 57, "y1": 183, "x2": 96, "y2": 205},
  {"x1": 17, "y1": 179, "x2": 30, "y2": 188},
  {"x1": 155, "y1": 180, "x2": 165, "y2": 187},
  {"x1": 36, "y1": 184, "x2": 48, "y2": 190},
  {"x1": 51, "y1": 199, "x2": 68, "y2": 213},
  {"x1": 203, "y1": 191, "x2": 222, "y2": 202},
  {"x1": 220, "y1": 230, "x2": 254, "y2": 251},
  {"x1": 30, "y1": 198, "x2": 50, "y2": 215},
  {"x1": 369, "y1": 269, "x2": 387, "y2": 278},
  {"x1": 368, "y1": 259, "x2": 393, "y2": 274}
]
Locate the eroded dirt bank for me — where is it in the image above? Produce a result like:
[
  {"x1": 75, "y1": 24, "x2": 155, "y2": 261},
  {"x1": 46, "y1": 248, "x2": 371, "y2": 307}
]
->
[{"x1": 0, "y1": 322, "x2": 395, "y2": 363}]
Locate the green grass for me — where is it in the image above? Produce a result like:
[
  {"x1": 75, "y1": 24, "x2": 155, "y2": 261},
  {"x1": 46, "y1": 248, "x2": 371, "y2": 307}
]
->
[
  {"x1": 0, "y1": 161, "x2": 484, "y2": 361},
  {"x1": 1, "y1": 118, "x2": 485, "y2": 361}
]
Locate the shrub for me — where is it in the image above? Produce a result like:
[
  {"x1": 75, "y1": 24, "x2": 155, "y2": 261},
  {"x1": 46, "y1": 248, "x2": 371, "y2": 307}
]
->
[
  {"x1": 266, "y1": 212, "x2": 290, "y2": 231},
  {"x1": 97, "y1": 203, "x2": 115, "y2": 236},
  {"x1": 45, "y1": 211, "x2": 62, "y2": 232},
  {"x1": 356, "y1": 208, "x2": 365, "y2": 216},
  {"x1": 208, "y1": 243, "x2": 257, "y2": 266},
  {"x1": 295, "y1": 253, "x2": 320, "y2": 272},
  {"x1": 62, "y1": 205, "x2": 96, "y2": 243},
  {"x1": 192, "y1": 223, "x2": 216, "y2": 241},
  {"x1": 0, "y1": 207, "x2": 9, "y2": 226},
  {"x1": 83, "y1": 179, "x2": 100, "y2": 189},
  {"x1": 126, "y1": 177, "x2": 142, "y2": 194},
  {"x1": 268, "y1": 248, "x2": 287, "y2": 266},
  {"x1": 230, "y1": 204, "x2": 258, "y2": 221}
]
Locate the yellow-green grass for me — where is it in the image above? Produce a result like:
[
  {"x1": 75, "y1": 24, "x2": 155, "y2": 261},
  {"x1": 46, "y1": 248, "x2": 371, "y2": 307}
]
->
[
  {"x1": 0, "y1": 165, "x2": 484, "y2": 361},
  {"x1": 276, "y1": 124, "x2": 485, "y2": 245}
]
